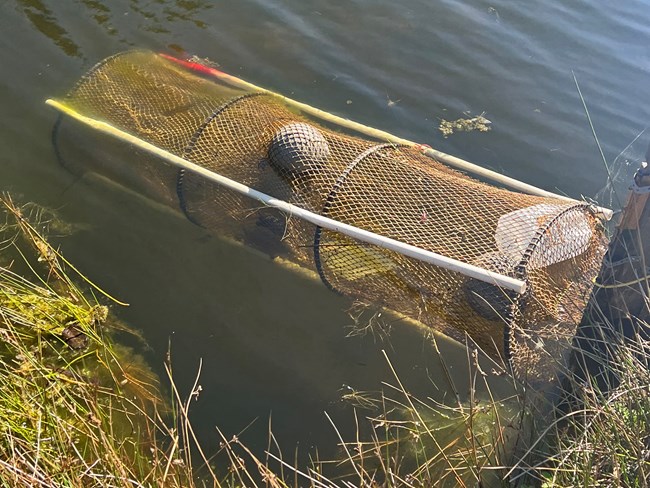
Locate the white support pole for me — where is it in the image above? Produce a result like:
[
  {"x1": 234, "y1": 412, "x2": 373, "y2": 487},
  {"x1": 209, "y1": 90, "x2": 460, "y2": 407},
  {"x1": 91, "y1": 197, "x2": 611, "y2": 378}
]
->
[{"x1": 46, "y1": 98, "x2": 527, "y2": 293}]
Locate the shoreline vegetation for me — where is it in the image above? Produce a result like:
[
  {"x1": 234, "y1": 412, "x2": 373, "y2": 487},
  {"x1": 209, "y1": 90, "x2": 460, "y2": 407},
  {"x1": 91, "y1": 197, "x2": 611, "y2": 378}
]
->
[
  {"x1": 0, "y1": 193, "x2": 648, "y2": 487},
  {"x1": 0, "y1": 194, "x2": 213, "y2": 487}
]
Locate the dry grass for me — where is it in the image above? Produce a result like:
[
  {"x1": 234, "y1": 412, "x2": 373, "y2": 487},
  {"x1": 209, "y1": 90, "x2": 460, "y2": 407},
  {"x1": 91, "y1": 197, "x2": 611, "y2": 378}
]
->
[{"x1": 529, "y1": 329, "x2": 650, "y2": 486}]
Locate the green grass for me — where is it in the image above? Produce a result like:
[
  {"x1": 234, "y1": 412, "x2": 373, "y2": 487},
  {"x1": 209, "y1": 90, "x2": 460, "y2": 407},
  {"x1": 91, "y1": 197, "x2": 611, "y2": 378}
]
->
[{"x1": 0, "y1": 194, "x2": 221, "y2": 487}]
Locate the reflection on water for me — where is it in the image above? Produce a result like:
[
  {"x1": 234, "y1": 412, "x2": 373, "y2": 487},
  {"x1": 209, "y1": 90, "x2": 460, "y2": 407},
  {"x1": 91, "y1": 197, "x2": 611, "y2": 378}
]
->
[
  {"x1": 78, "y1": 0, "x2": 115, "y2": 35},
  {"x1": 129, "y1": 0, "x2": 213, "y2": 33},
  {"x1": 18, "y1": 0, "x2": 213, "y2": 56},
  {"x1": 17, "y1": 0, "x2": 81, "y2": 57},
  {"x1": 162, "y1": 0, "x2": 212, "y2": 29}
]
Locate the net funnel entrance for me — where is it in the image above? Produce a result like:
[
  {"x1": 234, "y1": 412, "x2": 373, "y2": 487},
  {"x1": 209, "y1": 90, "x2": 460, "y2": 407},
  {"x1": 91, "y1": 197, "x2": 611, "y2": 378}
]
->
[{"x1": 49, "y1": 50, "x2": 607, "y2": 382}]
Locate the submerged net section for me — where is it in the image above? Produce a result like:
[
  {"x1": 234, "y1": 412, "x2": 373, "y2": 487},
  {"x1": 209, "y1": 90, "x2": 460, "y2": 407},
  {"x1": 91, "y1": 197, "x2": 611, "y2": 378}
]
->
[{"x1": 52, "y1": 50, "x2": 607, "y2": 382}]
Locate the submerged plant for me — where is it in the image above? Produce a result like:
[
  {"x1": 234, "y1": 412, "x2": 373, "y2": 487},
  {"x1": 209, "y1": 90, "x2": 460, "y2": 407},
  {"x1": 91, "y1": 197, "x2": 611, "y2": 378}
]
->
[
  {"x1": 329, "y1": 358, "x2": 522, "y2": 487},
  {"x1": 212, "y1": 345, "x2": 539, "y2": 488}
]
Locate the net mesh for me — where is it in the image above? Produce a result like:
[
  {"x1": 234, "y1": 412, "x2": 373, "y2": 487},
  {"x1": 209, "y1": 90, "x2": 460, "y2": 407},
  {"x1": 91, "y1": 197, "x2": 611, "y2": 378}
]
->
[{"x1": 53, "y1": 50, "x2": 608, "y2": 382}]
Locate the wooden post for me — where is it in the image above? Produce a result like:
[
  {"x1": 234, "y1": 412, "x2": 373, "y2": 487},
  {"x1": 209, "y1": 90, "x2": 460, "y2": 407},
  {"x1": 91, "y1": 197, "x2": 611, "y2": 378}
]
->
[{"x1": 571, "y1": 158, "x2": 650, "y2": 388}]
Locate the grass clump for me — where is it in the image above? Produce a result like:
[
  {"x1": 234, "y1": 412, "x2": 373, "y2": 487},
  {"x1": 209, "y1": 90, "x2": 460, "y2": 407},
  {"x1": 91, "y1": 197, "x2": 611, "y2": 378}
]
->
[
  {"x1": 532, "y1": 340, "x2": 650, "y2": 487},
  {"x1": 0, "y1": 195, "x2": 215, "y2": 487}
]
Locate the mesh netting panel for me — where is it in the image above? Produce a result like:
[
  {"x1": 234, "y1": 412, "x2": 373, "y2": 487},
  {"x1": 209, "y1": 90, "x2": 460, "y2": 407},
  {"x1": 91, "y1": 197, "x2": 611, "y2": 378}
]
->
[
  {"x1": 55, "y1": 51, "x2": 608, "y2": 381},
  {"x1": 508, "y1": 205, "x2": 607, "y2": 381}
]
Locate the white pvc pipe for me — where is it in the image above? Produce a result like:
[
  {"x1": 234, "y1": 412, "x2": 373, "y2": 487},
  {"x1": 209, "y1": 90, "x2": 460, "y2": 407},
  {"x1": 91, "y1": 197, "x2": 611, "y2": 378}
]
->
[{"x1": 46, "y1": 98, "x2": 527, "y2": 293}]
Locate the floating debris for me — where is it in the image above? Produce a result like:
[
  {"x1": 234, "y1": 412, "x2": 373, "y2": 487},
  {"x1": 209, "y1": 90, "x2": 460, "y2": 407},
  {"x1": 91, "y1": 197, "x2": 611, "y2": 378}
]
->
[
  {"x1": 61, "y1": 323, "x2": 89, "y2": 350},
  {"x1": 386, "y1": 93, "x2": 401, "y2": 107},
  {"x1": 438, "y1": 112, "x2": 492, "y2": 137}
]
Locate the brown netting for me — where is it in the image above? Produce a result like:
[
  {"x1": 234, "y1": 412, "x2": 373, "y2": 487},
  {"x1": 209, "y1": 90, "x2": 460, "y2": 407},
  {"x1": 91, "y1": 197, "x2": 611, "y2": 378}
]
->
[{"x1": 53, "y1": 50, "x2": 608, "y2": 382}]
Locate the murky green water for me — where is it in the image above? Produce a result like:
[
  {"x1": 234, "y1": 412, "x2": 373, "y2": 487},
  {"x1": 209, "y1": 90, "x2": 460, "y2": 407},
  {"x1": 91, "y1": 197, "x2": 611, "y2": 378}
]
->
[{"x1": 1, "y1": 0, "x2": 650, "y2": 460}]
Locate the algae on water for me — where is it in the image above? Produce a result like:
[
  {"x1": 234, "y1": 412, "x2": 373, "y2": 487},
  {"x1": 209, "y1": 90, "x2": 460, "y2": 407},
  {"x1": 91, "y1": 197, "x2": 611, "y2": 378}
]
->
[{"x1": 439, "y1": 112, "x2": 492, "y2": 137}]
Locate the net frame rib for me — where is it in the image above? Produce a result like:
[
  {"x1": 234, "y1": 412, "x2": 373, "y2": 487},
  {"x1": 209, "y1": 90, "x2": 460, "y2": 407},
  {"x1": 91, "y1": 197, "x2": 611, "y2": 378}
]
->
[{"x1": 45, "y1": 98, "x2": 527, "y2": 293}]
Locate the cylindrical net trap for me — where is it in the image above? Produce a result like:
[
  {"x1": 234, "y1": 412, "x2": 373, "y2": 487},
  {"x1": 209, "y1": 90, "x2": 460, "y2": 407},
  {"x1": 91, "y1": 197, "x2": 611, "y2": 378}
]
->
[{"x1": 48, "y1": 50, "x2": 608, "y2": 382}]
